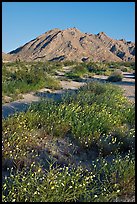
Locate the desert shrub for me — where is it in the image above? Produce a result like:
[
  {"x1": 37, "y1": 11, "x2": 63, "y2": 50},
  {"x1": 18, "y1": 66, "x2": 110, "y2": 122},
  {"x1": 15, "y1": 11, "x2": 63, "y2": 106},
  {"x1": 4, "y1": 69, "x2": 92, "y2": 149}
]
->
[
  {"x1": 90, "y1": 153, "x2": 135, "y2": 202},
  {"x1": 120, "y1": 66, "x2": 129, "y2": 72},
  {"x1": 62, "y1": 60, "x2": 77, "y2": 66},
  {"x1": 85, "y1": 62, "x2": 111, "y2": 75},
  {"x1": 25, "y1": 81, "x2": 134, "y2": 149},
  {"x1": 2, "y1": 153, "x2": 135, "y2": 202},
  {"x1": 107, "y1": 70, "x2": 123, "y2": 82},
  {"x1": 2, "y1": 163, "x2": 95, "y2": 202},
  {"x1": 103, "y1": 70, "x2": 112, "y2": 76},
  {"x1": 65, "y1": 64, "x2": 88, "y2": 81},
  {"x1": 3, "y1": 81, "x2": 134, "y2": 151},
  {"x1": 2, "y1": 80, "x2": 135, "y2": 202},
  {"x1": 2, "y1": 61, "x2": 61, "y2": 100}
]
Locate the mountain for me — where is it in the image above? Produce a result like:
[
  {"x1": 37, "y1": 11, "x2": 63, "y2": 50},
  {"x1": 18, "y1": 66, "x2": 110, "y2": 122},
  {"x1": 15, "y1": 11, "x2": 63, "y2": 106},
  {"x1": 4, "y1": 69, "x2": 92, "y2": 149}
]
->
[
  {"x1": 95, "y1": 32, "x2": 135, "y2": 61},
  {"x1": 2, "y1": 52, "x2": 16, "y2": 62},
  {"x1": 8, "y1": 28, "x2": 135, "y2": 62}
]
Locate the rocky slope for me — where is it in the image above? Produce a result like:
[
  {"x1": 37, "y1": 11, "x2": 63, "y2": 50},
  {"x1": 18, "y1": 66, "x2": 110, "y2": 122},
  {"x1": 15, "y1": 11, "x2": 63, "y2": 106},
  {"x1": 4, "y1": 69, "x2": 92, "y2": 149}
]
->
[
  {"x1": 2, "y1": 52, "x2": 16, "y2": 62},
  {"x1": 7, "y1": 28, "x2": 135, "y2": 62}
]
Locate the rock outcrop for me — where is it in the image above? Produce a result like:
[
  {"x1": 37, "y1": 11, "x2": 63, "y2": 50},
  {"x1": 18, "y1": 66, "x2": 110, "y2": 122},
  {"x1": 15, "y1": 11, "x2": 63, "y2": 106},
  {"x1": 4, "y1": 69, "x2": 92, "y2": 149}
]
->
[{"x1": 6, "y1": 28, "x2": 135, "y2": 62}]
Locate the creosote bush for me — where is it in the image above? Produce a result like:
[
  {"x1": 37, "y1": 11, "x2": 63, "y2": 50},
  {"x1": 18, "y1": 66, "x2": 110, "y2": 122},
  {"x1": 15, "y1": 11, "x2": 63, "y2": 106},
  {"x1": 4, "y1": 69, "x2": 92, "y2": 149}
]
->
[{"x1": 107, "y1": 70, "x2": 123, "y2": 82}]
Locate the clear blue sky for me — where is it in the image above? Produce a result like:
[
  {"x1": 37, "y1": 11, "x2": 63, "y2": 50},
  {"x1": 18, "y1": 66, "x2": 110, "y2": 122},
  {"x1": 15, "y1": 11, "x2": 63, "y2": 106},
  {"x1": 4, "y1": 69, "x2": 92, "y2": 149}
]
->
[{"x1": 2, "y1": 2, "x2": 135, "y2": 53}]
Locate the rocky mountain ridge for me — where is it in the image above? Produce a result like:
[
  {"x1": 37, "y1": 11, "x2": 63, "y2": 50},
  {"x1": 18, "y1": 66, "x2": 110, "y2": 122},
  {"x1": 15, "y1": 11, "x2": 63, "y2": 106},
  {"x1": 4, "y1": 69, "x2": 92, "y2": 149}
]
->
[{"x1": 4, "y1": 27, "x2": 135, "y2": 62}]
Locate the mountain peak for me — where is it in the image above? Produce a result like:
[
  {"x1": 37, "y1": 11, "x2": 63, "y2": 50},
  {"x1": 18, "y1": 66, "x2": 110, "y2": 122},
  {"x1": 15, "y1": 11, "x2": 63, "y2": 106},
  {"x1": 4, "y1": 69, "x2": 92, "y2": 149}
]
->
[
  {"x1": 45, "y1": 28, "x2": 61, "y2": 33},
  {"x1": 97, "y1": 31, "x2": 107, "y2": 36},
  {"x1": 66, "y1": 27, "x2": 79, "y2": 30},
  {"x1": 7, "y1": 27, "x2": 135, "y2": 62},
  {"x1": 65, "y1": 27, "x2": 82, "y2": 33}
]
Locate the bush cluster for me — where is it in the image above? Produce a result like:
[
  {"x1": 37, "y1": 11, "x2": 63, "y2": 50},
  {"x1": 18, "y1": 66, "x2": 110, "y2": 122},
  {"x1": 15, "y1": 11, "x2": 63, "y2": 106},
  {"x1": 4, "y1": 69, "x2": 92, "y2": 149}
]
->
[{"x1": 2, "y1": 81, "x2": 135, "y2": 202}]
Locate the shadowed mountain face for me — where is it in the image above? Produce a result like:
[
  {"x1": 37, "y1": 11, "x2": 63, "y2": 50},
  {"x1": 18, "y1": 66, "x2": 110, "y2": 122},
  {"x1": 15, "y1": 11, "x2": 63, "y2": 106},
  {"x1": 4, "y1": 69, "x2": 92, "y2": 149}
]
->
[{"x1": 8, "y1": 28, "x2": 135, "y2": 62}]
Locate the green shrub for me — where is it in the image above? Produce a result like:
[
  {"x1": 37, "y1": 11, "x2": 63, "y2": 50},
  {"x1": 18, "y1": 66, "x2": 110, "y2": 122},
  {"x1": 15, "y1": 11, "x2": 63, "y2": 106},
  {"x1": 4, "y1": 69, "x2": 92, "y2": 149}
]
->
[
  {"x1": 11, "y1": 81, "x2": 133, "y2": 149},
  {"x1": 120, "y1": 66, "x2": 129, "y2": 72},
  {"x1": 62, "y1": 60, "x2": 77, "y2": 66},
  {"x1": 107, "y1": 70, "x2": 123, "y2": 82},
  {"x1": 2, "y1": 154, "x2": 135, "y2": 202},
  {"x1": 2, "y1": 80, "x2": 135, "y2": 202},
  {"x1": 2, "y1": 61, "x2": 62, "y2": 100},
  {"x1": 65, "y1": 64, "x2": 88, "y2": 81}
]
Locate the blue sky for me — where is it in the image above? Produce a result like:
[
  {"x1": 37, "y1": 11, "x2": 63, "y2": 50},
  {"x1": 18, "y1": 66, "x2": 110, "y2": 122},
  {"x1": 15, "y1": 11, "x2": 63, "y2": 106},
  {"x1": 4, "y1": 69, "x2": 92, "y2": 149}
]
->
[{"x1": 2, "y1": 2, "x2": 135, "y2": 53}]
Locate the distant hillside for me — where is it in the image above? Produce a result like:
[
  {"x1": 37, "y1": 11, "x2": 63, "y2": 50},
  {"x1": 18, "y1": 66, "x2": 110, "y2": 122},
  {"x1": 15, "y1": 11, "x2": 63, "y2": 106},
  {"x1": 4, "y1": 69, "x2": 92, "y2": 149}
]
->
[
  {"x1": 7, "y1": 28, "x2": 135, "y2": 62},
  {"x1": 2, "y1": 52, "x2": 15, "y2": 62}
]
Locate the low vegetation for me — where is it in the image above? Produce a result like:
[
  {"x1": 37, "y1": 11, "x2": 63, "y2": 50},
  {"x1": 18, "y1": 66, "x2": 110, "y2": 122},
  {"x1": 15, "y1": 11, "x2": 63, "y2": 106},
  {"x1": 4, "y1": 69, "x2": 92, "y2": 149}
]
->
[
  {"x1": 2, "y1": 61, "x2": 62, "y2": 103},
  {"x1": 2, "y1": 80, "x2": 135, "y2": 202},
  {"x1": 65, "y1": 61, "x2": 135, "y2": 81},
  {"x1": 107, "y1": 70, "x2": 123, "y2": 82},
  {"x1": 65, "y1": 64, "x2": 88, "y2": 81},
  {"x1": 2, "y1": 60, "x2": 134, "y2": 103}
]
